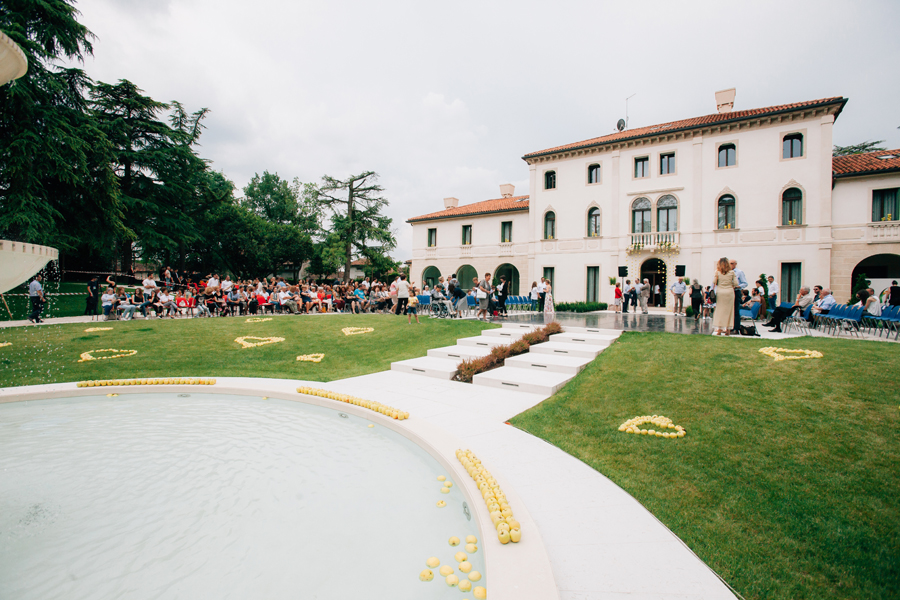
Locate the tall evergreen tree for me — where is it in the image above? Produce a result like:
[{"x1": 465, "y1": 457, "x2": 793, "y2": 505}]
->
[
  {"x1": 0, "y1": 0, "x2": 123, "y2": 261},
  {"x1": 312, "y1": 171, "x2": 396, "y2": 283}
]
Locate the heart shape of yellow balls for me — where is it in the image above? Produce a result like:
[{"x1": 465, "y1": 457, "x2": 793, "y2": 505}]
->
[
  {"x1": 296, "y1": 353, "x2": 325, "y2": 363},
  {"x1": 341, "y1": 327, "x2": 374, "y2": 336},
  {"x1": 234, "y1": 336, "x2": 285, "y2": 349},
  {"x1": 78, "y1": 349, "x2": 138, "y2": 363},
  {"x1": 758, "y1": 347, "x2": 823, "y2": 361}
]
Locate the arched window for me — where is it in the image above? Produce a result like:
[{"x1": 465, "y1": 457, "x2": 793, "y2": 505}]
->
[
  {"x1": 587, "y1": 207, "x2": 600, "y2": 236},
  {"x1": 657, "y1": 195, "x2": 678, "y2": 232},
  {"x1": 631, "y1": 197, "x2": 651, "y2": 233},
  {"x1": 587, "y1": 164, "x2": 601, "y2": 184},
  {"x1": 782, "y1": 187, "x2": 803, "y2": 225},
  {"x1": 718, "y1": 144, "x2": 736, "y2": 167},
  {"x1": 717, "y1": 195, "x2": 736, "y2": 229},
  {"x1": 543, "y1": 211, "x2": 556, "y2": 239},
  {"x1": 783, "y1": 133, "x2": 803, "y2": 159},
  {"x1": 544, "y1": 171, "x2": 556, "y2": 190}
]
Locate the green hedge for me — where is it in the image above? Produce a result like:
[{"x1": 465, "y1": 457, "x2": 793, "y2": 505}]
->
[{"x1": 554, "y1": 301, "x2": 608, "y2": 313}]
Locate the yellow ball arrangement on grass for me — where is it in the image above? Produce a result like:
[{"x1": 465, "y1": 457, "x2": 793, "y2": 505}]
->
[
  {"x1": 618, "y1": 415, "x2": 686, "y2": 439},
  {"x1": 77, "y1": 378, "x2": 216, "y2": 387},
  {"x1": 758, "y1": 346, "x2": 824, "y2": 361},
  {"x1": 296, "y1": 386, "x2": 409, "y2": 420},
  {"x1": 456, "y1": 448, "x2": 521, "y2": 545}
]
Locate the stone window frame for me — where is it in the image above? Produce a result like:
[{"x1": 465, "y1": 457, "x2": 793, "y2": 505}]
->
[
  {"x1": 716, "y1": 140, "x2": 739, "y2": 169},
  {"x1": 777, "y1": 181, "x2": 807, "y2": 227},
  {"x1": 779, "y1": 129, "x2": 807, "y2": 162},
  {"x1": 586, "y1": 162, "x2": 602, "y2": 186}
]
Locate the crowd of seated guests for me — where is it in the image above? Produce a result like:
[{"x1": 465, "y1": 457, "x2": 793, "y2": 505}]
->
[{"x1": 95, "y1": 272, "x2": 429, "y2": 320}]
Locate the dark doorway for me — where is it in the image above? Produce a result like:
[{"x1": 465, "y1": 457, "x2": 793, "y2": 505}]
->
[{"x1": 641, "y1": 258, "x2": 667, "y2": 307}]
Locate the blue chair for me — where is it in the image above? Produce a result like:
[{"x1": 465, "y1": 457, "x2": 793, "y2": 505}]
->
[
  {"x1": 417, "y1": 294, "x2": 431, "y2": 314},
  {"x1": 739, "y1": 301, "x2": 761, "y2": 325},
  {"x1": 785, "y1": 304, "x2": 813, "y2": 335}
]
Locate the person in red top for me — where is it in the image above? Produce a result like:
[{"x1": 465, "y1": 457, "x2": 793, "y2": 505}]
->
[{"x1": 614, "y1": 282, "x2": 623, "y2": 313}]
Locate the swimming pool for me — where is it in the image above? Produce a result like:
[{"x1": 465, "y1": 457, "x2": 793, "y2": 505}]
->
[{"x1": 0, "y1": 393, "x2": 485, "y2": 599}]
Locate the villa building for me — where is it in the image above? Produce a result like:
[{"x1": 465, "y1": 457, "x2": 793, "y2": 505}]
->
[{"x1": 408, "y1": 91, "x2": 900, "y2": 305}]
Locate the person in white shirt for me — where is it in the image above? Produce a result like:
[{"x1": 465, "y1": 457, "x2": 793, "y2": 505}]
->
[
  {"x1": 221, "y1": 276, "x2": 233, "y2": 293},
  {"x1": 101, "y1": 289, "x2": 117, "y2": 320},
  {"x1": 530, "y1": 281, "x2": 540, "y2": 311},
  {"x1": 395, "y1": 274, "x2": 411, "y2": 315},
  {"x1": 157, "y1": 290, "x2": 177, "y2": 318},
  {"x1": 623, "y1": 279, "x2": 634, "y2": 313},
  {"x1": 207, "y1": 275, "x2": 220, "y2": 289},
  {"x1": 767, "y1": 276, "x2": 779, "y2": 306},
  {"x1": 142, "y1": 275, "x2": 158, "y2": 292}
]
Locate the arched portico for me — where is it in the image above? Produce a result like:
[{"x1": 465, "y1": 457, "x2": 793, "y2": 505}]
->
[
  {"x1": 456, "y1": 264, "x2": 478, "y2": 290},
  {"x1": 494, "y1": 263, "x2": 520, "y2": 295},
  {"x1": 422, "y1": 266, "x2": 441, "y2": 288},
  {"x1": 851, "y1": 253, "x2": 900, "y2": 302},
  {"x1": 640, "y1": 258, "x2": 667, "y2": 307}
]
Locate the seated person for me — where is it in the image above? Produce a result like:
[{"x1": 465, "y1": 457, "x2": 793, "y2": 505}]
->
[
  {"x1": 101, "y1": 288, "x2": 117, "y2": 320},
  {"x1": 157, "y1": 289, "x2": 178, "y2": 318},
  {"x1": 741, "y1": 288, "x2": 762, "y2": 309},
  {"x1": 764, "y1": 286, "x2": 814, "y2": 332},
  {"x1": 117, "y1": 287, "x2": 137, "y2": 320},
  {"x1": 226, "y1": 288, "x2": 243, "y2": 315},
  {"x1": 353, "y1": 286, "x2": 368, "y2": 313}
]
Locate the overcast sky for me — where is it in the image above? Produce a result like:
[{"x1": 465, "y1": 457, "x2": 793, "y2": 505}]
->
[{"x1": 68, "y1": 0, "x2": 900, "y2": 259}]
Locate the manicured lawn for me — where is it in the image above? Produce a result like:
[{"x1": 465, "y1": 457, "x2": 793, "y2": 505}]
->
[
  {"x1": 510, "y1": 332, "x2": 900, "y2": 600},
  {"x1": 1, "y1": 282, "x2": 89, "y2": 321},
  {"x1": 0, "y1": 314, "x2": 496, "y2": 387}
]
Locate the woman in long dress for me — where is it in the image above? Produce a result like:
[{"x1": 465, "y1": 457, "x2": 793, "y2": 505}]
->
[
  {"x1": 543, "y1": 283, "x2": 555, "y2": 319},
  {"x1": 711, "y1": 257, "x2": 738, "y2": 336}
]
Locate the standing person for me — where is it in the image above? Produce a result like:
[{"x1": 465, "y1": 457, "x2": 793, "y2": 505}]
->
[
  {"x1": 543, "y1": 282, "x2": 555, "y2": 319},
  {"x1": 85, "y1": 275, "x2": 100, "y2": 318},
  {"x1": 670, "y1": 277, "x2": 687, "y2": 315},
  {"x1": 886, "y1": 280, "x2": 900, "y2": 306},
  {"x1": 613, "y1": 282, "x2": 623, "y2": 313},
  {"x1": 476, "y1": 273, "x2": 493, "y2": 321},
  {"x1": 538, "y1": 278, "x2": 547, "y2": 312},
  {"x1": 689, "y1": 279, "x2": 703, "y2": 320},
  {"x1": 622, "y1": 279, "x2": 633, "y2": 313},
  {"x1": 639, "y1": 279, "x2": 651, "y2": 314},
  {"x1": 451, "y1": 283, "x2": 467, "y2": 317},
  {"x1": 28, "y1": 274, "x2": 45, "y2": 324},
  {"x1": 406, "y1": 289, "x2": 421, "y2": 324},
  {"x1": 702, "y1": 286, "x2": 715, "y2": 320},
  {"x1": 767, "y1": 275, "x2": 779, "y2": 307},
  {"x1": 729, "y1": 260, "x2": 748, "y2": 334},
  {"x1": 653, "y1": 283, "x2": 661, "y2": 307},
  {"x1": 530, "y1": 281, "x2": 539, "y2": 311},
  {"x1": 395, "y1": 274, "x2": 411, "y2": 316},
  {"x1": 632, "y1": 279, "x2": 642, "y2": 312},
  {"x1": 496, "y1": 275, "x2": 509, "y2": 318},
  {"x1": 389, "y1": 276, "x2": 399, "y2": 314},
  {"x1": 712, "y1": 258, "x2": 738, "y2": 336}
]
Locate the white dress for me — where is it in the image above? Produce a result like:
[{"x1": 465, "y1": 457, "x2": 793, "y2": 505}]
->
[{"x1": 543, "y1": 287, "x2": 555, "y2": 318}]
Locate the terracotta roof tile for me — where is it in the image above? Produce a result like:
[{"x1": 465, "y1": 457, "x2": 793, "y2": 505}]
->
[
  {"x1": 523, "y1": 97, "x2": 846, "y2": 159},
  {"x1": 408, "y1": 195, "x2": 530, "y2": 223},
  {"x1": 832, "y1": 149, "x2": 900, "y2": 178}
]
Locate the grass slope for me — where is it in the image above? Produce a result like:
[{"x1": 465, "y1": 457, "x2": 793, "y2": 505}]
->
[
  {"x1": 0, "y1": 314, "x2": 496, "y2": 387},
  {"x1": 510, "y1": 332, "x2": 900, "y2": 600}
]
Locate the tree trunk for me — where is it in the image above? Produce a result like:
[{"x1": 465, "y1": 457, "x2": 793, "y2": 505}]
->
[{"x1": 343, "y1": 185, "x2": 354, "y2": 283}]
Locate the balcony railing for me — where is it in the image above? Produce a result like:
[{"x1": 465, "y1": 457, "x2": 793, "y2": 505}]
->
[
  {"x1": 628, "y1": 231, "x2": 680, "y2": 249},
  {"x1": 869, "y1": 221, "x2": 900, "y2": 243}
]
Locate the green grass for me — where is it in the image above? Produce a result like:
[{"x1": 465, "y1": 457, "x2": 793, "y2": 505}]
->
[
  {"x1": 0, "y1": 314, "x2": 496, "y2": 387},
  {"x1": 510, "y1": 332, "x2": 900, "y2": 600},
  {"x1": 1, "y1": 282, "x2": 93, "y2": 321}
]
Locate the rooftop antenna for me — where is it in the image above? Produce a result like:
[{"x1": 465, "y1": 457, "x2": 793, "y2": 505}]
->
[{"x1": 625, "y1": 93, "x2": 636, "y2": 129}]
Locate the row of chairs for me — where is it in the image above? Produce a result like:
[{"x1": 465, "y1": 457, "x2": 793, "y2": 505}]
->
[
  {"x1": 862, "y1": 305, "x2": 900, "y2": 340},
  {"x1": 415, "y1": 295, "x2": 537, "y2": 318}
]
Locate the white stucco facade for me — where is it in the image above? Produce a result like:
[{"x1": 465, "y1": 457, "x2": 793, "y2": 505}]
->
[{"x1": 409, "y1": 94, "x2": 900, "y2": 306}]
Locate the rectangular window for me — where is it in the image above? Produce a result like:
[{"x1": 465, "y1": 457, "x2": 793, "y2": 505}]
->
[
  {"x1": 718, "y1": 144, "x2": 736, "y2": 167},
  {"x1": 873, "y1": 188, "x2": 899, "y2": 222},
  {"x1": 427, "y1": 228, "x2": 437, "y2": 247},
  {"x1": 586, "y1": 266, "x2": 599, "y2": 303},
  {"x1": 659, "y1": 153, "x2": 675, "y2": 175},
  {"x1": 781, "y1": 263, "x2": 801, "y2": 304},
  {"x1": 783, "y1": 134, "x2": 803, "y2": 159},
  {"x1": 461, "y1": 225, "x2": 472, "y2": 245},
  {"x1": 782, "y1": 196, "x2": 802, "y2": 225},
  {"x1": 658, "y1": 208, "x2": 677, "y2": 232},
  {"x1": 500, "y1": 221, "x2": 512, "y2": 243},
  {"x1": 543, "y1": 267, "x2": 555, "y2": 290},
  {"x1": 632, "y1": 209, "x2": 651, "y2": 233},
  {"x1": 634, "y1": 157, "x2": 649, "y2": 178}
]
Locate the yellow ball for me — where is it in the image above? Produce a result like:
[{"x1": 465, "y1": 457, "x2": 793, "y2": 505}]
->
[
  {"x1": 445, "y1": 574, "x2": 459, "y2": 587},
  {"x1": 426, "y1": 557, "x2": 440, "y2": 568},
  {"x1": 437, "y1": 475, "x2": 446, "y2": 481},
  {"x1": 509, "y1": 528, "x2": 521, "y2": 543},
  {"x1": 454, "y1": 551, "x2": 467, "y2": 563},
  {"x1": 448, "y1": 536, "x2": 460, "y2": 546},
  {"x1": 474, "y1": 585, "x2": 487, "y2": 599},
  {"x1": 439, "y1": 565, "x2": 454, "y2": 577},
  {"x1": 459, "y1": 561, "x2": 472, "y2": 573},
  {"x1": 459, "y1": 579, "x2": 472, "y2": 592},
  {"x1": 445, "y1": 481, "x2": 453, "y2": 488},
  {"x1": 468, "y1": 571, "x2": 482, "y2": 582},
  {"x1": 465, "y1": 543, "x2": 477, "y2": 553},
  {"x1": 436, "y1": 501, "x2": 446, "y2": 508},
  {"x1": 498, "y1": 529, "x2": 511, "y2": 544},
  {"x1": 440, "y1": 487, "x2": 450, "y2": 494},
  {"x1": 466, "y1": 535, "x2": 477, "y2": 544},
  {"x1": 419, "y1": 569, "x2": 433, "y2": 582}
]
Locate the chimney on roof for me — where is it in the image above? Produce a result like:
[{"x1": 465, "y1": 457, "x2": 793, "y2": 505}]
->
[
  {"x1": 443, "y1": 197, "x2": 459, "y2": 209},
  {"x1": 715, "y1": 88, "x2": 736, "y2": 114},
  {"x1": 499, "y1": 183, "x2": 515, "y2": 198}
]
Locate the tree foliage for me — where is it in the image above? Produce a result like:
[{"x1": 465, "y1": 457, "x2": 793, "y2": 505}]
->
[
  {"x1": 833, "y1": 140, "x2": 887, "y2": 156},
  {"x1": 311, "y1": 171, "x2": 396, "y2": 282}
]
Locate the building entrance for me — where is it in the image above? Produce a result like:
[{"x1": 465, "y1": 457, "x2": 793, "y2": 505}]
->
[{"x1": 640, "y1": 258, "x2": 667, "y2": 307}]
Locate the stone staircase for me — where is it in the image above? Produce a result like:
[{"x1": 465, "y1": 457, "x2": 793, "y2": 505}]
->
[{"x1": 390, "y1": 323, "x2": 621, "y2": 395}]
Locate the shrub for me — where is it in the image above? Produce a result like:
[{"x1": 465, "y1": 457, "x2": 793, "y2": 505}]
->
[
  {"x1": 684, "y1": 306, "x2": 693, "y2": 317},
  {"x1": 554, "y1": 301, "x2": 608, "y2": 313},
  {"x1": 454, "y1": 322, "x2": 562, "y2": 383}
]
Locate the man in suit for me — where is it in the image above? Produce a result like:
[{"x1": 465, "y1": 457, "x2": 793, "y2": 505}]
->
[{"x1": 765, "y1": 287, "x2": 814, "y2": 333}]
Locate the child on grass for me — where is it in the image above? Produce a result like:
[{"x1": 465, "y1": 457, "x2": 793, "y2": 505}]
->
[{"x1": 407, "y1": 289, "x2": 420, "y2": 324}]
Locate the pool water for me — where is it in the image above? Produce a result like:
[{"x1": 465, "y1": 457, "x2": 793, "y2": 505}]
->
[{"x1": 0, "y1": 394, "x2": 484, "y2": 599}]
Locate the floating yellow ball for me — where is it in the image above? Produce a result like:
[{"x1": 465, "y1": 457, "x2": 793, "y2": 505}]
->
[
  {"x1": 454, "y1": 551, "x2": 467, "y2": 563},
  {"x1": 426, "y1": 557, "x2": 440, "y2": 568},
  {"x1": 437, "y1": 475, "x2": 446, "y2": 481},
  {"x1": 459, "y1": 561, "x2": 472, "y2": 573},
  {"x1": 436, "y1": 500, "x2": 446, "y2": 508},
  {"x1": 448, "y1": 536, "x2": 460, "y2": 546},
  {"x1": 468, "y1": 571, "x2": 482, "y2": 582},
  {"x1": 419, "y1": 569, "x2": 433, "y2": 582},
  {"x1": 439, "y1": 565, "x2": 454, "y2": 577},
  {"x1": 465, "y1": 535, "x2": 477, "y2": 544},
  {"x1": 440, "y1": 487, "x2": 450, "y2": 494},
  {"x1": 465, "y1": 543, "x2": 477, "y2": 553},
  {"x1": 474, "y1": 585, "x2": 487, "y2": 599},
  {"x1": 459, "y1": 579, "x2": 472, "y2": 592},
  {"x1": 446, "y1": 574, "x2": 459, "y2": 587}
]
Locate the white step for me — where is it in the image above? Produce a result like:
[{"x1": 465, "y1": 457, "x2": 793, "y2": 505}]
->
[
  {"x1": 427, "y1": 345, "x2": 493, "y2": 360},
  {"x1": 562, "y1": 326, "x2": 622, "y2": 336},
  {"x1": 481, "y1": 329, "x2": 526, "y2": 340},
  {"x1": 473, "y1": 366, "x2": 573, "y2": 395},
  {"x1": 504, "y1": 353, "x2": 592, "y2": 375},
  {"x1": 390, "y1": 356, "x2": 459, "y2": 379},
  {"x1": 530, "y1": 341, "x2": 604, "y2": 359},
  {"x1": 457, "y1": 336, "x2": 513, "y2": 348},
  {"x1": 501, "y1": 322, "x2": 540, "y2": 331},
  {"x1": 550, "y1": 332, "x2": 617, "y2": 347}
]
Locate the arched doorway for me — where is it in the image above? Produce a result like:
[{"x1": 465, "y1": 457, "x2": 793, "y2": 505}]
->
[
  {"x1": 641, "y1": 258, "x2": 667, "y2": 307},
  {"x1": 851, "y1": 253, "x2": 900, "y2": 302},
  {"x1": 422, "y1": 266, "x2": 441, "y2": 289},
  {"x1": 456, "y1": 264, "x2": 478, "y2": 290},
  {"x1": 494, "y1": 264, "x2": 520, "y2": 295}
]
